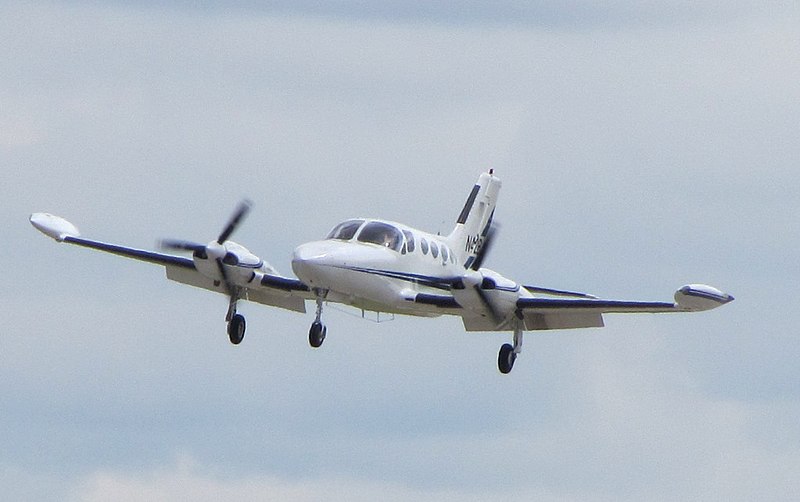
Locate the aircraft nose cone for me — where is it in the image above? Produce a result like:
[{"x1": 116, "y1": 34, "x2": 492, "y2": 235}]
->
[
  {"x1": 291, "y1": 241, "x2": 340, "y2": 287},
  {"x1": 292, "y1": 242, "x2": 327, "y2": 264}
]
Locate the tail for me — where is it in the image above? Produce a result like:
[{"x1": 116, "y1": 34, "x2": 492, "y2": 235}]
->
[{"x1": 448, "y1": 170, "x2": 502, "y2": 269}]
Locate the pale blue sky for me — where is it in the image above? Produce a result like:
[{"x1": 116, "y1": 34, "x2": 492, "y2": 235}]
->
[{"x1": 2, "y1": 1, "x2": 798, "y2": 500}]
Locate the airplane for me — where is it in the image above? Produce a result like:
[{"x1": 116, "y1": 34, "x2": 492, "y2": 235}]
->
[{"x1": 30, "y1": 170, "x2": 733, "y2": 373}]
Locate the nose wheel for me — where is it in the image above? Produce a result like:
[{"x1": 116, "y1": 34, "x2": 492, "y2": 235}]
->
[{"x1": 309, "y1": 321, "x2": 326, "y2": 348}]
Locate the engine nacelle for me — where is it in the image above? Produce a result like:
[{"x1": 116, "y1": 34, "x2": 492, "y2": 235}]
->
[
  {"x1": 451, "y1": 269, "x2": 521, "y2": 325},
  {"x1": 192, "y1": 240, "x2": 277, "y2": 287}
]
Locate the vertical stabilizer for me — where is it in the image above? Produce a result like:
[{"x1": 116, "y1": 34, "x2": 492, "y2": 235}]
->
[{"x1": 448, "y1": 171, "x2": 502, "y2": 269}]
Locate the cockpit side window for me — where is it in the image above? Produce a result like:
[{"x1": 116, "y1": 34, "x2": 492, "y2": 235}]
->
[
  {"x1": 357, "y1": 222, "x2": 403, "y2": 251},
  {"x1": 326, "y1": 219, "x2": 363, "y2": 240},
  {"x1": 402, "y1": 230, "x2": 415, "y2": 253}
]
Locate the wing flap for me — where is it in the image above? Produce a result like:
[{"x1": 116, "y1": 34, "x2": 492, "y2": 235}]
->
[
  {"x1": 166, "y1": 266, "x2": 307, "y2": 313},
  {"x1": 522, "y1": 312, "x2": 605, "y2": 330}
]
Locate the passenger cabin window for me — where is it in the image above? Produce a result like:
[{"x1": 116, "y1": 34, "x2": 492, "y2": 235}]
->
[
  {"x1": 420, "y1": 237, "x2": 429, "y2": 255},
  {"x1": 327, "y1": 219, "x2": 363, "y2": 240},
  {"x1": 402, "y1": 230, "x2": 415, "y2": 253},
  {"x1": 441, "y1": 245, "x2": 449, "y2": 264},
  {"x1": 430, "y1": 241, "x2": 439, "y2": 259},
  {"x1": 357, "y1": 222, "x2": 403, "y2": 251}
]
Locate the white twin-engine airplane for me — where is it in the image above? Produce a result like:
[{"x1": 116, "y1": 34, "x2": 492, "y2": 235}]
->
[{"x1": 31, "y1": 170, "x2": 733, "y2": 373}]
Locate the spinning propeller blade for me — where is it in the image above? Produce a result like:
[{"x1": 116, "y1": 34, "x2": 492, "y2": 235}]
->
[
  {"x1": 217, "y1": 199, "x2": 252, "y2": 244},
  {"x1": 216, "y1": 257, "x2": 235, "y2": 296},
  {"x1": 159, "y1": 239, "x2": 207, "y2": 254},
  {"x1": 474, "y1": 283, "x2": 503, "y2": 324},
  {"x1": 470, "y1": 222, "x2": 499, "y2": 271}
]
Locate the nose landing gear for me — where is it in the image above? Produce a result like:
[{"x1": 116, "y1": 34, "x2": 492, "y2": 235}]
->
[
  {"x1": 309, "y1": 321, "x2": 326, "y2": 348},
  {"x1": 309, "y1": 293, "x2": 327, "y2": 348}
]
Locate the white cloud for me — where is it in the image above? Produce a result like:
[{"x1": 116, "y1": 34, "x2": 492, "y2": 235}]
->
[{"x1": 68, "y1": 454, "x2": 523, "y2": 502}]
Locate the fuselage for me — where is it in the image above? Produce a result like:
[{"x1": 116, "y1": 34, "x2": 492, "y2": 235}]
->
[{"x1": 291, "y1": 218, "x2": 471, "y2": 316}]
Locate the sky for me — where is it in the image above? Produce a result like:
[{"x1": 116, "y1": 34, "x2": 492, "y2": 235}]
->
[{"x1": 2, "y1": 0, "x2": 799, "y2": 500}]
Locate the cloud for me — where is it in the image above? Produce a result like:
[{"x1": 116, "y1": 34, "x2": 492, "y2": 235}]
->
[
  {"x1": 67, "y1": 454, "x2": 534, "y2": 502},
  {"x1": 60, "y1": 358, "x2": 800, "y2": 502},
  {"x1": 65, "y1": 0, "x2": 794, "y2": 29}
]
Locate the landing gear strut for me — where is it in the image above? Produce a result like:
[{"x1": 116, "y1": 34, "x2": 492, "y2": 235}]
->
[
  {"x1": 226, "y1": 294, "x2": 245, "y2": 345},
  {"x1": 498, "y1": 325, "x2": 523, "y2": 374},
  {"x1": 309, "y1": 293, "x2": 327, "y2": 348}
]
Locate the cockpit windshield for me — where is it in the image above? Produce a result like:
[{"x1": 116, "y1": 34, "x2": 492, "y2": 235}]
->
[
  {"x1": 357, "y1": 222, "x2": 403, "y2": 251},
  {"x1": 326, "y1": 219, "x2": 364, "y2": 240}
]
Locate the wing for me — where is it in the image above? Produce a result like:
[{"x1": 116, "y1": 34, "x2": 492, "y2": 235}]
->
[
  {"x1": 512, "y1": 284, "x2": 732, "y2": 331},
  {"x1": 30, "y1": 212, "x2": 310, "y2": 313},
  {"x1": 418, "y1": 277, "x2": 733, "y2": 332}
]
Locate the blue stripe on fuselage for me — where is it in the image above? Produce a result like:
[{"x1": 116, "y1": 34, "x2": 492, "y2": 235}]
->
[{"x1": 332, "y1": 265, "x2": 459, "y2": 290}]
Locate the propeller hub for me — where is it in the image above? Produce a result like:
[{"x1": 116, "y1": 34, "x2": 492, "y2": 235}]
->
[{"x1": 205, "y1": 241, "x2": 226, "y2": 260}]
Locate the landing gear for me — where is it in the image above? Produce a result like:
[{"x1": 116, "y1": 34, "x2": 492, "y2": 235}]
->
[
  {"x1": 498, "y1": 324, "x2": 524, "y2": 374},
  {"x1": 309, "y1": 321, "x2": 326, "y2": 348},
  {"x1": 498, "y1": 343, "x2": 515, "y2": 374},
  {"x1": 309, "y1": 292, "x2": 327, "y2": 348},
  {"x1": 228, "y1": 313, "x2": 246, "y2": 345},
  {"x1": 226, "y1": 294, "x2": 245, "y2": 345}
]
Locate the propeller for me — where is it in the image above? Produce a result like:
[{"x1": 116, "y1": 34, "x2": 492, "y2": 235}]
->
[
  {"x1": 474, "y1": 278, "x2": 503, "y2": 325},
  {"x1": 159, "y1": 239, "x2": 208, "y2": 257},
  {"x1": 452, "y1": 272, "x2": 504, "y2": 326},
  {"x1": 469, "y1": 221, "x2": 499, "y2": 271},
  {"x1": 453, "y1": 216, "x2": 504, "y2": 324},
  {"x1": 159, "y1": 199, "x2": 253, "y2": 296},
  {"x1": 217, "y1": 199, "x2": 252, "y2": 244}
]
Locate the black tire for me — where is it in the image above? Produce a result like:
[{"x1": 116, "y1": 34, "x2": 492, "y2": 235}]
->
[
  {"x1": 498, "y1": 343, "x2": 515, "y2": 374},
  {"x1": 228, "y1": 314, "x2": 246, "y2": 345},
  {"x1": 309, "y1": 321, "x2": 326, "y2": 348}
]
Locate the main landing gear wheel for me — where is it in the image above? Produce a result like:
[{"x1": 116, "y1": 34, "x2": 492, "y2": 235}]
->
[
  {"x1": 309, "y1": 321, "x2": 326, "y2": 348},
  {"x1": 498, "y1": 343, "x2": 516, "y2": 374},
  {"x1": 228, "y1": 313, "x2": 246, "y2": 345}
]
